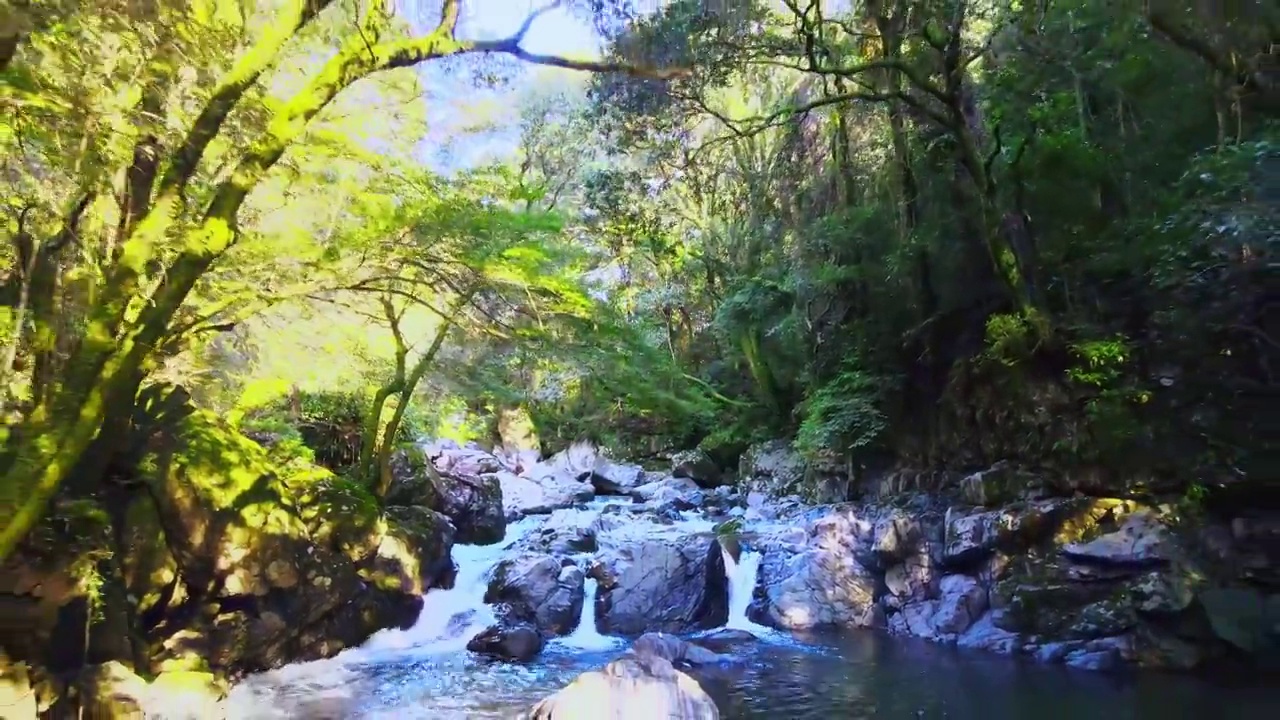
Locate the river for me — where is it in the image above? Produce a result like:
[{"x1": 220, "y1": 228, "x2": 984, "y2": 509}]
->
[{"x1": 225, "y1": 506, "x2": 1279, "y2": 719}]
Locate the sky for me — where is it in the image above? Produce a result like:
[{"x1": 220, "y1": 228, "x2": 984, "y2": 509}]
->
[{"x1": 402, "y1": 0, "x2": 608, "y2": 172}]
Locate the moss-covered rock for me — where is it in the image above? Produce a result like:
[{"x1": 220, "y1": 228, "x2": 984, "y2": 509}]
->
[{"x1": 368, "y1": 506, "x2": 456, "y2": 594}]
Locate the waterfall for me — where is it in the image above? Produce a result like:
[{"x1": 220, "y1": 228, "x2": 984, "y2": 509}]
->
[
  {"x1": 354, "y1": 515, "x2": 543, "y2": 658},
  {"x1": 556, "y1": 578, "x2": 621, "y2": 650},
  {"x1": 721, "y1": 546, "x2": 769, "y2": 632},
  {"x1": 224, "y1": 516, "x2": 545, "y2": 717}
]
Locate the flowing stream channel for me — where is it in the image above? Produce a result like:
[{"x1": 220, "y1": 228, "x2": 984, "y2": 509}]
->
[{"x1": 226, "y1": 508, "x2": 1278, "y2": 719}]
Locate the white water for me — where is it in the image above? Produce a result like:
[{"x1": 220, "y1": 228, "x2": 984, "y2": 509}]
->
[
  {"x1": 224, "y1": 516, "x2": 544, "y2": 717},
  {"x1": 721, "y1": 547, "x2": 772, "y2": 633},
  {"x1": 358, "y1": 515, "x2": 544, "y2": 657},
  {"x1": 554, "y1": 578, "x2": 622, "y2": 651}
]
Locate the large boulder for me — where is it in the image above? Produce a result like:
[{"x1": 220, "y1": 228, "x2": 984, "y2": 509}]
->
[
  {"x1": 434, "y1": 471, "x2": 506, "y2": 545},
  {"x1": 592, "y1": 535, "x2": 728, "y2": 635},
  {"x1": 485, "y1": 554, "x2": 585, "y2": 636},
  {"x1": 738, "y1": 440, "x2": 806, "y2": 497},
  {"x1": 525, "y1": 652, "x2": 719, "y2": 720},
  {"x1": 387, "y1": 449, "x2": 505, "y2": 544},
  {"x1": 748, "y1": 507, "x2": 881, "y2": 629},
  {"x1": 629, "y1": 477, "x2": 705, "y2": 509},
  {"x1": 671, "y1": 449, "x2": 723, "y2": 488},
  {"x1": 494, "y1": 470, "x2": 593, "y2": 520}
]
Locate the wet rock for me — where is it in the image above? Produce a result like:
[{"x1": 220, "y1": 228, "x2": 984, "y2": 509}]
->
[
  {"x1": 749, "y1": 508, "x2": 880, "y2": 629},
  {"x1": 671, "y1": 449, "x2": 723, "y2": 488},
  {"x1": 526, "y1": 652, "x2": 719, "y2": 720},
  {"x1": 631, "y1": 632, "x2": 727, "y2": 666},
  {"x1": 486, "y1": 554, "x2": 585, "y2": 636},
  {"x1": 931, "y1": 574, "x2": 989, "y2": 635},
  {"x1": 694, "y1": 628, "x2": 758, "y2": 653},
  {"x1": 593, "y1": 535, "x2": 728, "y2": 635},
  {"x1": 1061, "y1": 509, "x2": 1174, "y2": 566},
  {"x1": 468, "y1": 624, "x2": 544, "y2": 662},
  {"x1": 517, "y1": 508, "x2": 599, "y2": 555}
]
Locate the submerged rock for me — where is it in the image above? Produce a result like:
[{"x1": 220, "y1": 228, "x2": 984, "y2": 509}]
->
[
  {"x1": 525, "y1": 652, "x2": 719, "y2": 720},
  {"x1": 631, "y1": 632, "x2": 727, "y2": 667},
  {"x1": 467, "y1": 623, "x2": 544, "y2": 662}
]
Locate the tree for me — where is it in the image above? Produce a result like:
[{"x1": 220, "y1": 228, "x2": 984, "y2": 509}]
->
[{"x1": 0, "y1": 0, "x2": 687, "y2": 561}]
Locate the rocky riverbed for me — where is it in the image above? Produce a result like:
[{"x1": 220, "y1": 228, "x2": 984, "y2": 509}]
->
[{"x1": 3, "y1": 433, "x2": 1276, "y2": 717}]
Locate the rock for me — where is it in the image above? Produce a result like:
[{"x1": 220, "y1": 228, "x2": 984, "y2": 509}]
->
[
  {"x1": 630, "y1": 477, "x2": 704, "y2": 509},
  {"x1": 525, "y1": 653, "x2": 719, "y2": 720},
  {"x1": 0, "y1": 655, "x2": 38, "y2": 720},
  {"x1": 494, "y1": 470, "x2": 593, "y2": 520},
  {"x1": 694, "y1": 628, "x2": 758, "y2": 653},
  {"x1": 467, "y1": 623, "x2": 545, "y2": 662},
  {"x1": 1061, "y1": 509, "x2": 1175, "y2": 566},
  {"x1": 135, "y1": 410, "x2": 443, "y2": 676},
  {"x1": 1199, "y1": 586, "x2": 1280, "y2": 657},
  {"x1": 956, "y1": 610, "x2": 1020, "y2": 654},
  {"x1": 526, "y1": 441, "x2": 645, "y2": 497},
  {"x1": 593, "y1": 535, "x2": 728, "y2": 635},
  {"x1": 389, "y1": 448, "x2": 506, "y2": 544},
  {"x1": 1064, "y1": 648, "x2": 1120, "y2": 671},
  {"x1": 589, "y1": 462, "x2": 648, "y2": 496},
  {"x1": 931, "y1": 574, "x2": 989, "y2": 635},
  {"x1": 145, "y1": 670, "x2": 227, "y2": 719},
  {"x1": 517, "y1": 508, "x2": 599, "y2": 555},
  {"x1": 942, "y1": 500, "x2": 1072, "y2": 566},
  {"x1": 631, "y1": 632, "x2": 727, "y2": 666},
  {"x1": 370, "y1": 506, "x2": 456, "y2": 594},
  {"x1": 738, "y1": 440, "x2": 806, "y2": 498},
  {"x1": 749, "y1": 508, "x2": 880, "y2": 629},
  {"x1": 1128, "y1": 569, "x2": 1196, "y2": 614},
  {"x1": 671, "y1": 450, "x2": 723, "y2": 488},
  {"x1": 434, "y1": 471, "x2": 506, "y2": 545},
  {"x1": 960, "y1": 461, "x2": 1033, "y2": 506},
  {"x1": 432, "y1": 446, "x2": 507, "y2": 476},
  {"x1": 868, "y1": 510, "x2": 923, "y2": 569},
  {"x1": 486, "y1": 554, "x2": 585, "y2": 636},
  {"x1": 74, "y1": 661, "x2": 149, "y2": 718}
]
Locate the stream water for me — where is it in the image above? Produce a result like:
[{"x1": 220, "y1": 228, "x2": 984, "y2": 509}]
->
[{"x1": 225, "y1": 509, "x2": 1279, "y2": 720}]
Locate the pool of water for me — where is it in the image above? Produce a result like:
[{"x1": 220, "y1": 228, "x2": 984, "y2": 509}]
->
[{"x1": 227, "y1": 627, "x2": 1279, "y2": 719}]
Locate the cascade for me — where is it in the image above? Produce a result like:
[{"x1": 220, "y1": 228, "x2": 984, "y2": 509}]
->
[
  {"x1": 557, "y1": 577, "x2": 622, "y2": 650},
  {"x1": 721, "y1": 546, "x2": 770, "y2": 632}
]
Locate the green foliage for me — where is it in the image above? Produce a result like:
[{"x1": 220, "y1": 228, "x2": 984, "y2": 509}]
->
[{"x1": 795, "y1": 361, "x2": 889, "y2": 462}]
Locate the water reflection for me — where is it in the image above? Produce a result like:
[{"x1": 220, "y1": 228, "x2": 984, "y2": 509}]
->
[{"x1": 695, "y1": 632, "x2": 1280, "y2": 720}]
